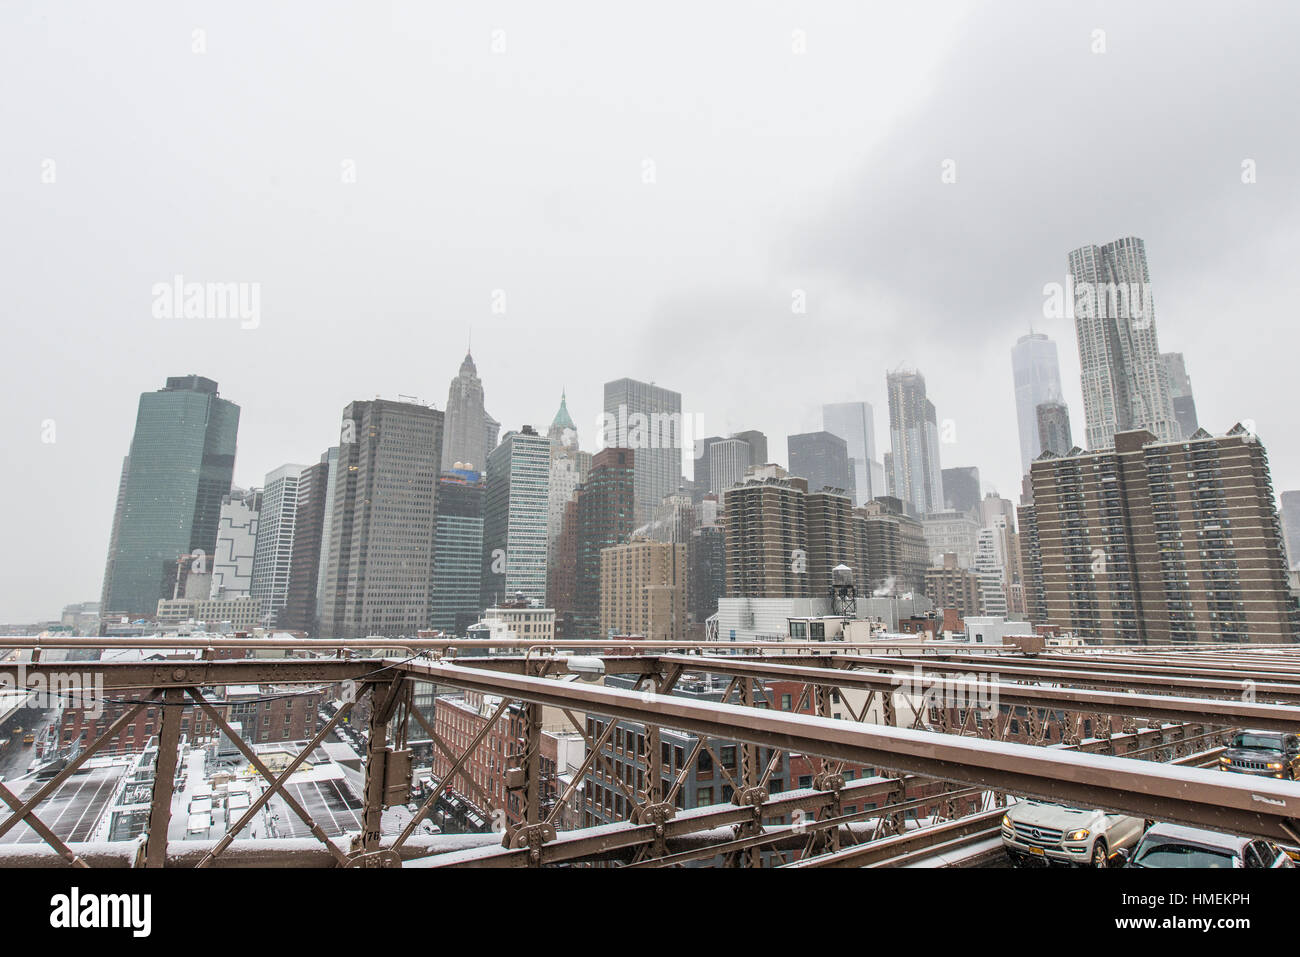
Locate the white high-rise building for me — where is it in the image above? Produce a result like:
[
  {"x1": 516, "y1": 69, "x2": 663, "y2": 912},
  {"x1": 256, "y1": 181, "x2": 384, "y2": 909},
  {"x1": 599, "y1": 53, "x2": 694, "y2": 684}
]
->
[
  {"x1": 442, "y1": 351, "x2": 500, "y2": 473},
  {"x1": 885, "y1": 370, "x2": 944, "y2": 516},
  {"x1": 251, "y1": 464, "x2": 305, "y2": 627},
  {"x1": 1068, "y1": 237, "x2": 1178, "y2": 450},
  {"x1": 974, "y1": 524, "x2": 1008, "y2": 618},
  {"x1": 1011, "y1": 333, "x2": 1065, "y2": 474},
  {"x1": 483, "y1": 426, "x2": 551, "y2": 605},
  {"x1": 823, "y1": 401, "x2": 881, "y2": 506},
  {"x1": 708, "y1": 438, "x2": 751, "y2": 498},
  {"x1": 210, "y1": 488, "x2": 261, "y2": 600}
]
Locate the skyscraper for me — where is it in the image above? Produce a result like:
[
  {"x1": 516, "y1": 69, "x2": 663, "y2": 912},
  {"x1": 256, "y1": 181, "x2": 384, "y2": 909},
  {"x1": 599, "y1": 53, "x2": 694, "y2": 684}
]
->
[
  {"x1": 1035, "y1": 400, "x2": 1073, "y2": 458},
  {"x1": 602, "y1": 378, "x2": 683, "y2": 525},
  {"x1": 431, "y1": 468, "x2": 486, "y2": 635},
  {"x1": 250, "y1": 463, "x2": 305, "y2": 628},
  {"x1": 482, "y1": 426, "x2": 551, "y2": 606},
  {"x1": 209, "y1": 487, "x2": 261, "y2": 600},
  {"x1": 885, "y1": 370, "x2": 944, "y2": 516},
  {"x1": 1068, "y1": 237, "x2": 1179, "y2": 449},
  {"x1": 1162, "y1": 352, "x2": 1200, "y2": 439},
  {"x1": 707, "y1": 438, "x2": 751, "y2": 496},
  {"x1": 319, "y1": 399, "x2": 444, "y2": 638},
  {"x1": 823, "y1": 401, "x2": 880, "y2": 506},
  {"x1": 732, "y1": 430, "x2": 768, "y2": 468},
  {"x1": 941, "y1": 466, "x2": 981, "y2": 516},
  {"x1": 441, "y1": 351, "x2": 499, "y2": 472},
  {"x1": 280, "y1": 452, "x2": 333, "y2": 634},
  {"x1": 570, "y1": 447, "x2": 637, "y2": 637},
  {"x1": 546, "y1": 391, "x2": 591, "y2": 553},
  {"x1": 1031, "y1": 426, "x2": 1298, "y2": 644},
  {"x1": 1011, "y1": 333, "x2": 1065, "y2": 474},
  {"x1": 100, "y1": 376, "x2": 240, "y2": 618},
  {"x1": 787, "y1": 431, "x2": 852, "y2": 494}
]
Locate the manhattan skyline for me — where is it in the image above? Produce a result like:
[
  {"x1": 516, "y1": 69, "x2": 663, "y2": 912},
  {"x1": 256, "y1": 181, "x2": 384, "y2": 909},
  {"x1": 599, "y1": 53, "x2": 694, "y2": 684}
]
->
[{"x1": 4, "y1": 1, "x2": 1300, "y2": 621}]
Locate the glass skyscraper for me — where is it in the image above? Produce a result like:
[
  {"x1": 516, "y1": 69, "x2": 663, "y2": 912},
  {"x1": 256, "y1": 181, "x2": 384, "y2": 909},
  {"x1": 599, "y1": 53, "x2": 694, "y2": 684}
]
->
[{"x1": 100, "y1": 375, "x2": 240, "y2": 618}]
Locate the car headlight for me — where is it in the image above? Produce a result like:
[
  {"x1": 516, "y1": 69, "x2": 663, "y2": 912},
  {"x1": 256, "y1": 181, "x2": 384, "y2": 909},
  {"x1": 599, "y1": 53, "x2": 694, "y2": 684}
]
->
[
  {"x1": 1066, "y1": 829, "x2": 1090, "y2": 842},
  {"x1": 1267, "y1": 762, "x2": 1284, "y2": 770},
  {"x1": 1219, "y1": 756, "x2": 1231, "y2": 764},
  {"x1": 1001, "y1": 814, "x2": 1012, "y2": 829}
]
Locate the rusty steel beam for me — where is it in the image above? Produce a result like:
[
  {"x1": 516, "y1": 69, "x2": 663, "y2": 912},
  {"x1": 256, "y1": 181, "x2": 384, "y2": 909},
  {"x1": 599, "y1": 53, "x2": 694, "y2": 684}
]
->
[
  {"x1": 143, "y1": 687, "x2": 186, "y2": 867},
  {"x1": 424, "y1": 777, "x2": 904, "y2": 868},
  {"x1": 402, "y1": 660, "x2": 1300, "y2": 842},
  {"x1": 648, "y1": 654, "x2": 1300, "y2": 732}
]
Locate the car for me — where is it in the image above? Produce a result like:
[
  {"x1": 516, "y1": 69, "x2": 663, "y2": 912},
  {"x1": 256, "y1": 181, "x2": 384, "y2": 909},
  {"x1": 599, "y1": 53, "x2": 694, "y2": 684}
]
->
[
  {"x1": 1001, "y1": 800, "x2": 1144, "y2": 867},
  {"x1": 1219, "y1": 730, "x2": 1300, "y2": 780},
  {"x1": 1118, "y1": 823, "x2": 1295, "y2": 868}
]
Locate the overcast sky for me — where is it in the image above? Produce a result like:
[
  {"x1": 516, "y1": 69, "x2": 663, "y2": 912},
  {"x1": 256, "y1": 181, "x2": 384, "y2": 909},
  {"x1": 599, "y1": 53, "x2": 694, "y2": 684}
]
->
[{"x1": 3, "y1": 0, "x2": 1298, "y2": 622}]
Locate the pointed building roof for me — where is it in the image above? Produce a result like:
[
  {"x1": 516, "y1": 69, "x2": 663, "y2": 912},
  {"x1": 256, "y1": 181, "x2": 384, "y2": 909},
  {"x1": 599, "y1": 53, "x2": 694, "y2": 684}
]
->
[
  {"x1": 551, "y1": 390, "x2": 576, "y2": 431},
  {"x1": 459, "y1": 351, "x2": 477, "y2": 376}
]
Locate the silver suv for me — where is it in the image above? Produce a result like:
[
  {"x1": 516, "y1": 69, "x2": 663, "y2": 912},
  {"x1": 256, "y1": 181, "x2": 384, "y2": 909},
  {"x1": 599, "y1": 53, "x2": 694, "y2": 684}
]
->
[{"x1": 1001, "y1": 800, "x2": 1144, "y2": 867}]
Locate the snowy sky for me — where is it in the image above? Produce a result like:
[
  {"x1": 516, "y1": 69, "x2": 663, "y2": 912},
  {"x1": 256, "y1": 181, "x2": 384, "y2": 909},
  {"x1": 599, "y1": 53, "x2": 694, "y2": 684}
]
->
[{"x1": 3, "y1": 0, "x2": 1298, "y2": 621}]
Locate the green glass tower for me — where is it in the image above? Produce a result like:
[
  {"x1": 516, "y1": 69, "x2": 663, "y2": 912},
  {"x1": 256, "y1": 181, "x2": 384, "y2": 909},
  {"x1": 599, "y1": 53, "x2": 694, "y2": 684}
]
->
[{"x1": 100, "y1": 376, "x2": 240, "y2": 618}]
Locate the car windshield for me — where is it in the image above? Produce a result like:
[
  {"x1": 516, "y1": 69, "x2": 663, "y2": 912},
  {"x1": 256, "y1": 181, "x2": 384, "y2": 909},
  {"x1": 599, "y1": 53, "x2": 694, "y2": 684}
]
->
[
  {"x1": 1231, "y1": 734, "x2": 1282, "y2": 751},
  {"x1": 1131, "y1": 841, "x2": 1237, "y2": 868}
]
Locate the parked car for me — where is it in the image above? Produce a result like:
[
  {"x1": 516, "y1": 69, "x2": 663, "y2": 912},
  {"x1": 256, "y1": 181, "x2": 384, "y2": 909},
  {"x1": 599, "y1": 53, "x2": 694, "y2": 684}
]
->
[
  {"x1": 1219, "y1": 730, "x2": 1300, "y2": 780},
  {"x1": 1001, "y1": 801, "x2": 1145, "y2": 867},
  {"x1": 1118, "y1": 823, "x2": 1294, "y2": 868}
]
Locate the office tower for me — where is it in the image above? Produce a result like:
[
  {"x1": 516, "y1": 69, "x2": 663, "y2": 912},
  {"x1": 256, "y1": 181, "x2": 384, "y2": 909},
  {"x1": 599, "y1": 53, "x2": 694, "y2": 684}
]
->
[
  {"x1": 804, "y1": 490, "x2": 855, "y2": 599},
  {"x1": 823, "y1": 401, "x2": 880, "y2": 506},
  {"x1": 547, "y1": 393, "x2": 592, "y2": 552},
  {"x1": 646, "y1": 489, "x2": 697, "y2": 544},
  {"x1": 319, "y1": 399, "x2": 443, "y2": 638},
  {"x1": 980, "y1": 493, "x2": 1016, "y2": 532},
  {"x1": 209, "y1": 488, "x2": 261, "y2": 600},
  {"x1": 1011, "y1": 333, "x2": 1065, "y2": 473},
  {"x1": 723, "y1": 470, "x2": 810, "y2": 598},
  {"x1": 921, "y1": 510, "x2": 980, "y2": 569},
  {"x1": 281, "y1": 452, "x2": 333, "y2": 634},
  {"x1": 250, "y1": 463, "x2": 305, "y2": 628},
  {"x1": 431, "y1": 469, "x2": 486, "y2": 634},
  {"x1": 885, "y1": 370, "x2": 944, "y2": 516},
  {"x1": 852, "y1": 497, "x2": 929, "y2": 599},
  {"x1": 600, "y1": 539, "x2": 687, "y2": 641},
  {"x1": 549, "y1": 498, "x2": 581, "y2": 633},
  {"x1": 924, "y1": 554, "x2": 985, "y2": 621},
  {"x1": 1282, "y1": 491, "x2": 1300, "y2": 571},
  {"x1": 689, "y1": 522, "x2": 726, "y2": 622},
  {"x1": 692, "y1": 435, "x2": 726, "y2": 502},
  {"x1": 941, "y1": 466, "x2": 981, "y2": 516},
  {"x1": 603, "y1": 378, "x2": 683, "y2": 525},
  {"x1": 442, "y1": 351, "x2": 499, "y2": 472},
  {"x1": 788, "y1": 431, "x2": 852, "y2": 494},
  {"x1": 708, "y1": 438, "x2": 752, "y2": 496},
  {"x1": 312, "y1": 447, "x2": 340, "y2": 627},
  {"x1": 1035, "y1": 401, "x2": 1073, "y2": 458},
  {"x1": 733, "y1": 430, "x2": 768, "y2": 468},
  {"x1": 973, "y1": 523, "x2": 1009, "y2": 618},
  {"x1": 1016, "y1": 499, "x2": 1048, "y2": 624},
  {"x1": 482, "y1": 426, "x2": 551, "y2": 607},
  {"x1": 1162, "y1": 352, "x2": 1200, "y2": 439},
  {"x1": 100, "y1": 376, "x2": 240, "y2": 618},
  {"x1": 569, "y1": 447, "x2": 637, "y2": 637},
  {"x1": 1031, "y1": 426, "x2": 1298, "y2": 644},
  {"x1": 1068, "y1": 237, "x2": 1179, "y2": 449}
]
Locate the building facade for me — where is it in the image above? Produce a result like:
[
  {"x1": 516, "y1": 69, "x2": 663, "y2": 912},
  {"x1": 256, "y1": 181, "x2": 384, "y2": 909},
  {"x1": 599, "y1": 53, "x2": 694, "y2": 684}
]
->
[
  {"x1": 100, "y1": 376, "x2": 240, "y2": 618},
  {"x1": 319, "y1": 399, "x2": 444, "y2": 638},
  {"x1": 1031, "y1": 426, "x2": 1299, "y2": 644}
]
